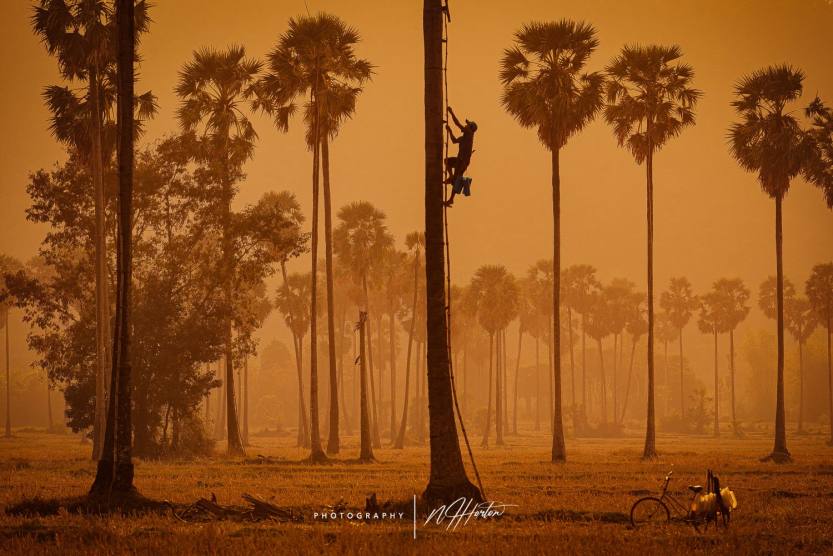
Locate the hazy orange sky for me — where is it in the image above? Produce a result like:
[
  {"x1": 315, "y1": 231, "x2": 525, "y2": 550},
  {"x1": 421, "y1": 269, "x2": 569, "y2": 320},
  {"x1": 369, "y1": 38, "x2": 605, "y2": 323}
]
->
[{"x1": 1, "y1": 0, "x2": 832, "y2": 308}]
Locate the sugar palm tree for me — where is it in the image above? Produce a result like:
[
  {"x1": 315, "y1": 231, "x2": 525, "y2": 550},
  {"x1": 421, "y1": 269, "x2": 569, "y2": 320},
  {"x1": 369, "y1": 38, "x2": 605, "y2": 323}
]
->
[
  {"x1": 697, "y1": 287, "x2": 726, "y2": 438},
  {"x1": 276, "y1": 272, "x2": 312, "y2": 448},
  {"x1": 785, "y1": 296, "x2": 817, "y2": 434},
  {"x1": 32, "y1": 0, "x2": 153, "y2": 459},
  {"x1": 423, "y1": 0, "x2": 481, "y2": 504},
  {"x1": 660, "y1": 277, "x2": 699, "y2": 420},
  {"x1": 729, "y1": 65, "x2": 827, "y2": 462},
  {"x1": 605, "y1": 278, "x2": 637, "y2": 421},
  {"x1": 620, "y1": 293, "x2": 647, "y2": 424},
  {"x1": 605, "y1": 45, "x2": 700, "y2": 459},
  {"x1": 257, "y1": 14, "x2": 372, "y2": 456},
  {"x1": 583, "y1": 289, "x2": 613, "y2": 424},
  {"x1": 501, "y1": 20, "x2": 605, "y2": 462},
  {"x1": 806, "y1": 263, "x2": 833, "y2": 445},
  {"x1": 715, "y1": 278, "x2": 750, "y2": 437},
  {"x1": 470, "y1": 265, "x2": 518, "y2": 447},
  {"x1": 395, "y1": 232, "x2": 424, "y2": 449},
  {"x1": 527, "y1": 260, "x2": 554, "y2": 428},
  {"x1": 334, "y1": 201, "x2": 392, "y2": 451},
  {"x1": 562, "y1": 264, "x2": 599, "y2": 424},
  {"x1": 90, "y1": 0, "x2": 135, "y2": 495},
  {"x1": 176, "y1": 45, "x2": 260, "y2": 457},
  {"x1": 655, "y1": 311, "x2": 676, "y2": 420}
]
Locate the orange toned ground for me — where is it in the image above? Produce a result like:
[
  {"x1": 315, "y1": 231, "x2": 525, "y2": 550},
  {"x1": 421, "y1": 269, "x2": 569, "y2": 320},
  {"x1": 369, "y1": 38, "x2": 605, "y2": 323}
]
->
[{"x1": 1, "y1": 429, "x2": 832, "y2": 554}]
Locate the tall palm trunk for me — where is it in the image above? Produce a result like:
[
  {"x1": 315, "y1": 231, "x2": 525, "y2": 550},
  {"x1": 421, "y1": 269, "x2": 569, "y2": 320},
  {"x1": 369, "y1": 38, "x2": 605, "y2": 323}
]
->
[
  {"x1": 597, "y1": 338, "x2": 607, "y2": 423},
  {"x1": 730, "y1": 329, "x2": 739, "y2": 437},
  {"x1": 482, "y1": 332, "x2": 494, "y2": 447},
  {"x1": 308, "y1": 87, "x2": 326, "y2": 462},
  {"x1": 502, "y1": 329, "x2": 509, "y2": 433},
  {"x1": 567, "y1": 307, "x2": 576, "y2": 432},
  {"x1": 769, "y1": 194, "x2": 789, "y2": 461},
  {"x1": 663, "y1": 338, "x2": 669, "y2": 420},
  {"x1": 358, "y1": 312, "x2": 374, "y2": 461},
  {"x1": 620, "y1": 335, "x2": 638, "y2": 424},
  {"x1": 513, "y1": 328, "x2": 522, "y2": 434},
  {"x1": 643, "y1": 138, "x2": 657, "y2": 460},
  {"x1": 321, "y1": 136, "x2": 340, "y2": 455},
  {"x1": 4, "y1": 311, "x2": 9, "y2": 437},
  {"x1": 91, "y1": 0, "x2": 135, "y2": 493},
  {"x1": 389, "y1": 308, "x2": 397, "y2": 441},
  {"x1": 496, "y1": 330, "x2": 504, "y2": 445},
  {"x1": 613, "y1": 334, "x2": 618, "y2": 424},
  {"x1": 89, "y1": 60, "x2": 109, "y2": 461},
  {"x1": 713, "y1": 329, "x2": 720, "y2": 438},
  {"x1": 395, "y1": 252, "x2": 420, "y2": 448},
  {"x1": 678, "y1": 330, "x2": 685, "y2": 418},
  {"x1": 338, "y1": 308, "x2": 352, "y2": 435},
  {"x1": 551, "y1": 147, "x2": 566, "y2": 461},
  {"x1": 547, "y1": 320, "x2": 553, "y2": 430},
  {"x1": 422, "y1": 0, "x2": 480, "y2": 503},
  {"x1": 535, "y1": 335, "x2": 541, "y2": 431},
  {"x1": 361, "y1": 275, "x2": 382, "y2": 447},
  {"x1": 376, "y1": 315, "x2": 386, "y2": 435},
  {"x1": 582, "y1": 317, "x2": 588, "y2": 418},
  {"x1": 243, "y1": 356, "x2": 249, "y2": 445},
  {"x1": 826, "y1": 311, "x2": 832, "y2": 446}
]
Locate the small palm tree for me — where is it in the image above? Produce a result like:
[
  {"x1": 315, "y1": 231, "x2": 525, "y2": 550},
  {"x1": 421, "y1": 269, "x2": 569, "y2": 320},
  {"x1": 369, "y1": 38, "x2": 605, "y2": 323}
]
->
[
  {"x1": 275, "y1": 272, "x2": 312, "y2": 448},
  {"x1": 660, "y1": 277, "x2": 700, "y2": 420},
  {"x1": 729, "y1": 65, "x2": 829, "y2": 462},
  {"x1": 583, "y1": 289, "x2": 613, "y2": 424},
  {"x1": 620, "y1": 294, "x2": 647, "y2": 424},
  {"x1": 501, "y1": 20, "x2": 605, "y2": 463},
  {"x1": 176, "y1": 45, "x2": 261, "y2": 457},
  {"x1": 806, "y1": 263, "x2": 833, "y2": 445},
  {"x1": 785, "y1": 297, "x2": 817, "y2": 434},
  {"x1": 655, "y1": 311, "x2": 676, "y2": 420},
  {"x1": 394, "y1": 232, "x2": 424, "y2": 449},
  {"x1": 605, "y1": 45, "x2": 701, "y2": 459},
  {"x1": 470, "y1": 265, "x2": 518, "y2": 447},
  {"x1": 561, "y1": 264, "x2": 600, "y2": 423},
  {"x1": 334, "y1": 201, "x2": 393, "y2": 452},
  {"x1": 256, "y1": 13, "x2": 373, "y2": 456},
  {"x1": 527, "y1": 260, "x2": 554, "y2": 429},
  {"x1": 697, "y1": 286, "x2": 726, "y2": 438},
  {"x1": 715, "y1": 278, "x2": 750, "y2": 437}
]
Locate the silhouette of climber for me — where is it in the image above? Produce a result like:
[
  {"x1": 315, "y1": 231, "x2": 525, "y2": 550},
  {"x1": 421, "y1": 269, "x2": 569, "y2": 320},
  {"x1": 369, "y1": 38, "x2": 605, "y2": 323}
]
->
[{"x1": 444, "y1": 106, "x2": 477, "y2": 206}]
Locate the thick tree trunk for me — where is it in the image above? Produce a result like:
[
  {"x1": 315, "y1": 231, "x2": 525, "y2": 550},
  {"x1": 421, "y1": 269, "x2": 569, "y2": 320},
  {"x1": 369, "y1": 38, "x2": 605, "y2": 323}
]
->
[
  {"x1": 422, "y1": 0, "x2": 480, "y2": 503},
  {"x1": 321, "y1": 136, "x2": 340, "y2": 455},
  {"x1": 91, "y1": 0, "x2": 135, "y2": 493},
  {"x1": 89, "y1": 61, "x2": 109, "y2": 461},
  {"x1": 768, "y1": 194, "x2": 790, "y2": 461},
  {"x1": 308, "y1": 88, "x2": 326, "y2": 462},
  {"x1": 551, "y1": 148, "x2": 566, "y2": 460},
  {"x1": 643, "y1": 143, "x2": 657, "y2": 459}
]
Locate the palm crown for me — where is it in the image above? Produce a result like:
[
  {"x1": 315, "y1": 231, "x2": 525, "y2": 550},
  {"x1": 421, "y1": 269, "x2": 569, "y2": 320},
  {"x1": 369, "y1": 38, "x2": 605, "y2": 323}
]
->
[
  {"x1": 500, "y1": 20, "x2": 605, "y2": 150},
  {"x1": 333, "y1": 201, "x2": 393, "y2": 284},
  {"x1": 605, "y1": 44, "x2": 701, "y2": 163}
]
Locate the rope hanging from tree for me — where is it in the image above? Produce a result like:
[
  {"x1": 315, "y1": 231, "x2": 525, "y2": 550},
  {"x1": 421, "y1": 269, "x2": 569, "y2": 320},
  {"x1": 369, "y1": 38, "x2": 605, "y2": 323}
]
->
[{"x1": 441, "y1": 1, "x2": 484, "y2": 498}]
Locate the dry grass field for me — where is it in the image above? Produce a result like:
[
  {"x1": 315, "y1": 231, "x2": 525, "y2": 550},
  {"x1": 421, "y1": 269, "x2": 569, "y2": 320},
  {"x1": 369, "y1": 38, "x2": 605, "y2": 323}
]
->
[{"x1": 1, "y1": 428, "x2": 832, "y2": 554}]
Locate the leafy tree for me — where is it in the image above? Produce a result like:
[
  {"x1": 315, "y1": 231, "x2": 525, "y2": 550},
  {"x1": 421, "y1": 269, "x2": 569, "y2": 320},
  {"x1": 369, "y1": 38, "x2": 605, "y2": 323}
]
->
[
  {"x1": 806, "y1": 263, "x2": 833, "y2": 445},
  {"x1": 500, "y1": 20, "x2": 604, "y2": 462},
  {"x1": 729, "y1": 65, "x2": 831, "y2": 462},
  {"x1": 32, "y1": 0, "x2": 156, "y2": 458},
  {"x1": 176, "y1": 45, "x2": 261, "y2": 457},
  {"x1": 605, "y1": 45, "x2": 700, "y2": 458},
  {"x1": 0, "y1": 256, "x2": 24, "y2": 437}
]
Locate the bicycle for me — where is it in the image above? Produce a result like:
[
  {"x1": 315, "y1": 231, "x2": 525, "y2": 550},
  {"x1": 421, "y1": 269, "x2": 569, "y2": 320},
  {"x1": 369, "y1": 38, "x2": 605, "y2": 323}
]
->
[{"x1": 629, "y1": 471, "x2": 709, "y2": 531}]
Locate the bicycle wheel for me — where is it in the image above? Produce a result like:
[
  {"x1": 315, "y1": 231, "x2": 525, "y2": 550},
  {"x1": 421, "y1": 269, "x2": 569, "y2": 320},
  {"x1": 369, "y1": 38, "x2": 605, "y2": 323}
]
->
[{"x1": 630, "y1": 497, "x2": 671, "y2": 528}]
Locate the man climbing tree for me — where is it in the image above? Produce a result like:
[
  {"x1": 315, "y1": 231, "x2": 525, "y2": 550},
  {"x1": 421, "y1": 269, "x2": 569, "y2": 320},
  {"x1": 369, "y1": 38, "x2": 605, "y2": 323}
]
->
[{"x1": 444, "y1": 106, "x2": 478, "y2": 206}]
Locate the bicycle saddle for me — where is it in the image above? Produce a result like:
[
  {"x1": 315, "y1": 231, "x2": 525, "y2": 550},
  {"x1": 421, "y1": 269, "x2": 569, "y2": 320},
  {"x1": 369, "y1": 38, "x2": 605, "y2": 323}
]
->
[{"x1": 688, "y1": 485, "x2": 703, "y2": 493}]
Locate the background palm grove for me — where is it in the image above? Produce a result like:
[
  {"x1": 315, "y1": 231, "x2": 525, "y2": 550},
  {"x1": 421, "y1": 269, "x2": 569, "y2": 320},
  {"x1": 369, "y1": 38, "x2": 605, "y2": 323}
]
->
[{"x1": 0, "y1": 0, "x2": 833, "y2": 554}]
